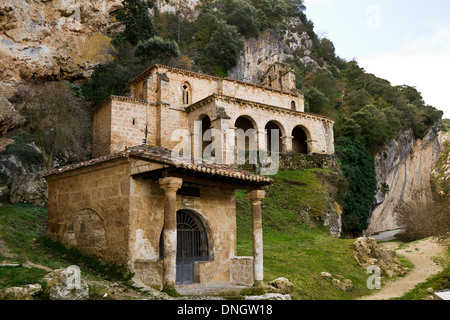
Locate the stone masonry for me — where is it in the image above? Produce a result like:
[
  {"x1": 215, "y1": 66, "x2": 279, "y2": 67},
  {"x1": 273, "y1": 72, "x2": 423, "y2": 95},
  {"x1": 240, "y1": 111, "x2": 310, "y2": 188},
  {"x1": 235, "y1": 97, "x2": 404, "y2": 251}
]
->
[{"x1": 45, "y1": 62, "x2": 335, "y2": 291}]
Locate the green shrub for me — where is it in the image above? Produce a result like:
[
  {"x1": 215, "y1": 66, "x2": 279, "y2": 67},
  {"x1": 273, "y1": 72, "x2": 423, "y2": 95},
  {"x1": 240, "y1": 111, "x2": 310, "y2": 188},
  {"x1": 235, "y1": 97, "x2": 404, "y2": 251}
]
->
[{"x1": 335, "y1": 137, "x2": 377, "y2": 234}]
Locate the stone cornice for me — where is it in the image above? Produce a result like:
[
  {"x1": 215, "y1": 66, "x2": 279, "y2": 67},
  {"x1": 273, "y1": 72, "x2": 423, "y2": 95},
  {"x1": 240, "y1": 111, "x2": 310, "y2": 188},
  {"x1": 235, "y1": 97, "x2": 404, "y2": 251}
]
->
[{"x1": 91, "y1": 95, "x2": 152, "y2": 114}]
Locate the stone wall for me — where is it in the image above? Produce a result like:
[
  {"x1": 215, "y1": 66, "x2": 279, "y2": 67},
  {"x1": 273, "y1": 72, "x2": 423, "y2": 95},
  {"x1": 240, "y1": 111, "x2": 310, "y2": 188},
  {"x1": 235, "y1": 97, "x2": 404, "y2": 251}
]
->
[
  {"x1": 46, "y1": 157, "x2": 247, "y2": 287},
  {"x1": 132, "y1": 65, "x2": 305, "y2": 112},
  {"x1": 46, "y1": 158, "x2": 132, "y2": 265},
  {"x1": 127, "y1": 159, "x2": 242, "y2": 287},
  {"x1": 230, "y1": 256, "x2": 254, "y2": 286},
  {"x1": 93, "y1": 65, "x2": 334, "y2": 159}
]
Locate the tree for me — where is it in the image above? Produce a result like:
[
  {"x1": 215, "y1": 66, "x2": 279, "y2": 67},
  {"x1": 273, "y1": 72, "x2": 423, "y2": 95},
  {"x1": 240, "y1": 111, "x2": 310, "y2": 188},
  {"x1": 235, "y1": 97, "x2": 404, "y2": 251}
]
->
[
  {"x1": 116, "y1": 0, "x2": 155, "y2": 46},
  {"x1": 135, "y1": 36, "x2": 180, "y2": 65},
  {"x1": 205, "y1": 19, "x2": 244, "y2": 75},
  {"x1": 350, "y1": 104, "x2": 389, "y2": 154},
  {"x1": 81, "y1": 42, "x2": 145, "y2": 106},
  {"x1": 304, "y1": 87, "x2": 329, "y2": 115},
  {"x1": 15, "y1": 81, "x2": 92, "y2": 171},
  {"x1": 335, "y1": 136, "x2": 377, "y2": 234},
  {"x1": 223, "y1": 0, "x2": 264, "y2": 38}
]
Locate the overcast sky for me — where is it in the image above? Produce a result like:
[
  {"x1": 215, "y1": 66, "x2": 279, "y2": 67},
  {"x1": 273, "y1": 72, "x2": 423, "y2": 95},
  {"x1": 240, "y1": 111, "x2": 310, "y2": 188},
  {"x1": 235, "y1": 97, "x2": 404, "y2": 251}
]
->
[{"x1": 303, "y1": 0, "x2": 450, "y2": 119}]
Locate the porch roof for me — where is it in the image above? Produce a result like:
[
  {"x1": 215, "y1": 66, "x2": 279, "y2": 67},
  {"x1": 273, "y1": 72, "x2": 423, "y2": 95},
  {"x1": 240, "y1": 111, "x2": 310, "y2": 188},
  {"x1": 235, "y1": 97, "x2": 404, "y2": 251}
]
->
[{"x1": 44, "y1": 145, "x2": 273, "y2": 189}]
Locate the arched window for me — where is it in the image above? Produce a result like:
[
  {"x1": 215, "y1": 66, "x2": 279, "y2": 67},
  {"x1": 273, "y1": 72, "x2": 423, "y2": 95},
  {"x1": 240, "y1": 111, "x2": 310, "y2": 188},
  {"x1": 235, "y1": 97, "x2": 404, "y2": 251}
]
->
[
  {"x1": 291, "y1": 101, "x2": 296, "y2": 111},
  {"x1": 182, "y1": 82, "x2": 191, "y2": 105}
]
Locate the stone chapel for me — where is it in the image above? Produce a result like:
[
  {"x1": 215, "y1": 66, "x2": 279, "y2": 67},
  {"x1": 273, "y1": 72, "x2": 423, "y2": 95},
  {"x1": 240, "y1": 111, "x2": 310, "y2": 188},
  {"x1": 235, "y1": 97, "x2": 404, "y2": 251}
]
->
[{"x1": 44, "y1": 62, "x2": 335, "y2": 290}]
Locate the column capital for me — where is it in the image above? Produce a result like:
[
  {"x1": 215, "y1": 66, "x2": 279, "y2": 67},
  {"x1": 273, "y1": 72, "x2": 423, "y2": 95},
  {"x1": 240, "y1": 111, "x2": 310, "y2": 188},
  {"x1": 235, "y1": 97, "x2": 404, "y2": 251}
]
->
[
  {"x1": 282, "y1": 135, "x2": 294, "y2": 141},
  {"x1": 159, "y1": 177, "x2": 183, "y2": 193},
  {"x1": 247, "y1": 189, "x2": 266, "y2": 202}
]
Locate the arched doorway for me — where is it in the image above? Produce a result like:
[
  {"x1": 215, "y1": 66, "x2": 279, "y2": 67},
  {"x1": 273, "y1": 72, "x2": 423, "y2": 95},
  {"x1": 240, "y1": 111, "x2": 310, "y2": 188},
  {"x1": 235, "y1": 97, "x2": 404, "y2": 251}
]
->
[
  {"x1": 160, "y1": 210, "x2": 210, "y2": 285},
  {"x1": 265, "y1": 121, "x2": 283, "y2": 153},
  {"x1": 292, "y1": 126, "x2": 309, "y2": 154}
]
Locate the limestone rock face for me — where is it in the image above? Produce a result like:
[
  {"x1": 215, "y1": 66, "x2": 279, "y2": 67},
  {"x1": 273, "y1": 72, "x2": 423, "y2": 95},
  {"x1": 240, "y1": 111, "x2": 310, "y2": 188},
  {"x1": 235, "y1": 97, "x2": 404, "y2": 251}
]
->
[
  {"x1": 43, "y1": 265, "x2": 89, "y2": 300},
  {"x1": 368, "y1": 128, "x2": 442, "y2": 235},
  {"x1": 9, "y1": 172, "x2": 48, "y2": 207},
  {"x1": 0, "y1": 97, "x2": 24, "y2": 136},
  {"x1": 353, "y1": 237, "x2": 408, "y2": 278},
  {"x1": 0, "y1": 97, "x2": 25, "y2": 152},
  {"x1": 0, "y1": 0, "x2": 121, "y2": 87},
  {"x1": 431, "y1": 132, "x2": 450, "y2": 196},
  {"x1": 229, "y1": 17, "x2": 319, "y2": 84}
]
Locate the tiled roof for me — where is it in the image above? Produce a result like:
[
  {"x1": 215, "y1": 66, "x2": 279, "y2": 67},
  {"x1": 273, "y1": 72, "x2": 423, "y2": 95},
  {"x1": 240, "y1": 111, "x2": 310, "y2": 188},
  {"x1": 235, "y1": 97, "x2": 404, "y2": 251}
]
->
[{"x1": 44, "y1": 145, "x2": 273, "y2": 185}]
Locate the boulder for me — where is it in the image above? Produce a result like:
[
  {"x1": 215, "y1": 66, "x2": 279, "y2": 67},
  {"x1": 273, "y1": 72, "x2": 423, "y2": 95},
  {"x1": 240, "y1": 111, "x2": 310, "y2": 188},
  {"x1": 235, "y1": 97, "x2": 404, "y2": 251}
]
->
[
  {"x1": 0, "y1": 284, "x2": 42, "y2": 300},
  {"x1": 332, "y1": 278, "x2": 353, "y2": 292},
  {"x1": 43, "y1": 265, "x2": 89, "y2": 300},
  {"x1": 244, "y1": 293, "x2": 291, "y2": 300},
  {"x1": 353, "y1": 237, "x2": 408, "y2": 278},
  {"x1": 9, "y1": 172, "x2": 48, "y2": 207},
  {"x1": 0, "y1": 97, "x2": 25, "y2": 139},
  {"x1": 268, "y1": 277, "x2": 294, "y2": 294}
]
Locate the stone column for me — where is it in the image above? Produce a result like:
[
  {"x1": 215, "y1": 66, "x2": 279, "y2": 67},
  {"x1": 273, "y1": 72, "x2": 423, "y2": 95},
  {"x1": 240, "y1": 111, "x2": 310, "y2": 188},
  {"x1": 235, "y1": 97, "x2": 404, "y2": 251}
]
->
[
  {"x1": 247, "y1": 189, "x2": 266, "y2": 286},
  {"x1": 159, "y1": 177, "x2": 183, "y2": 289},
  {"x1": 282, "y1": 135, "x2": 294, "y2": 153}
]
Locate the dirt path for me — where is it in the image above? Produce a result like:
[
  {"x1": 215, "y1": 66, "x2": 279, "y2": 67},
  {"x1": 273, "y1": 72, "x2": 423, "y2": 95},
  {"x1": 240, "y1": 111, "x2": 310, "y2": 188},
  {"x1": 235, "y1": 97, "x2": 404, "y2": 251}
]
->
[{"x1": 360, "y1": 238, "x2": 448, "y2": 300}]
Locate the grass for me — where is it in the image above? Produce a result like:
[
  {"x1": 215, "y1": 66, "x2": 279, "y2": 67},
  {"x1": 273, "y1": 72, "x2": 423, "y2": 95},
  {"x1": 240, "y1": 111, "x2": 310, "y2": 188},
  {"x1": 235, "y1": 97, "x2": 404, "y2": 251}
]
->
[
  {"x1": 0, "y1": 203, "x2": 134, "y2": 295},
  {"x1": 236, "y1": 169, "x2": 373, "y2": 300},
  {"x1": 236, "y1": 229, "x2": 374, "y2": 300},
  {"x1": 2, "y1": 169, "x2": 443, "y2": 300}
]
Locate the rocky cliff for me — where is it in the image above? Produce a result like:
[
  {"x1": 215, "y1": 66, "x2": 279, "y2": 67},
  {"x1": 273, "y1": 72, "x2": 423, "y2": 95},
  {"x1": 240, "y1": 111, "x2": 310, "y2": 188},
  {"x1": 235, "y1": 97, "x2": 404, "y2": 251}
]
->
[
  {"x1": 0, "y1": 0, "x2": 123, "y2": 98},
  {"x1": 0, "y1": 1, "x2": 445, "y2": 238},
  {"x1": 367, "y1": 128, "x2": 442, "y2": 235},
  {"x1": 229, "y1": 17, "x2": 318, "y2": 83}
]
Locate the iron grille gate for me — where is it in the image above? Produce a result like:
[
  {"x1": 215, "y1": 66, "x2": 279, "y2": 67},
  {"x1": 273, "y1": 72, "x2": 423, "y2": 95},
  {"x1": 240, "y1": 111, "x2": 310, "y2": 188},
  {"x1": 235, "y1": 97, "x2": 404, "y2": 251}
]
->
[
  {"x1": 176, "y1": 229, "x2": 202, "y2": 284},
  {"x1": 158, "y1": 210, "x2": 208, "y2": 285}
]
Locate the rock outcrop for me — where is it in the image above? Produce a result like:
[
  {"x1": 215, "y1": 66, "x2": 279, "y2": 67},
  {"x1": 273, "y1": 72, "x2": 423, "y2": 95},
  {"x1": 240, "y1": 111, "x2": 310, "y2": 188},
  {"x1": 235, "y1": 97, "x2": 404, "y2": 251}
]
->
[
  {"x1": 367, "y1": 128, "x2": 442, "y2": 235},
  {"x1": 0, "y1": 283, "x2": 42, "y2": 300},
  {"x1": 0, "y1": 0, "x2": 121, "y2": 91},
  {"x1": 43, "y1": 265, "x2": 89, "y2": 300},
  {"x1": 229, "y1": 17, "x2": 319, "y2": 83},
  {"x1": 353, "y1": 237, "x2": 408, "y2": 278},
  {"x1": 0, "y1": 97, "x2": 25, "y2": 152},
  {"x1": 9, "y1": 172, "x2": 48, "y2": 207},
  {"x1": 267, "y1": 277, "x2": 294, "y2": 294},
  {"x1": 431, "y1": 131, "x2": 450, "y2": 196}
]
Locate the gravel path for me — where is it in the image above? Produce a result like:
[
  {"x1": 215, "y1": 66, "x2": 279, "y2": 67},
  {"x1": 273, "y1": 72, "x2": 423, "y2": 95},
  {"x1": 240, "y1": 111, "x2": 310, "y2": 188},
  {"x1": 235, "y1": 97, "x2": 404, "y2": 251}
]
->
[{"x1": 360, "y1": 238, "x2": 448, "y2": 300}]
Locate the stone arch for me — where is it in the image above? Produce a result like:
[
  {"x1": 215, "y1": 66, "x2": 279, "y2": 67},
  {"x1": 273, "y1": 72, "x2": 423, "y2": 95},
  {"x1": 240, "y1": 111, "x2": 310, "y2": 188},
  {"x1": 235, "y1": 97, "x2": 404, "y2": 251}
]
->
[
  {"x1": 198, "y1": 114, "x2": 212, "y2": 154},
  {"x1": 63, "y1": 208, "x2": 107, "y2": 254},
  {"x1": 158, "y1": 209, "x2": 213, "y2": 284},
  {"x1": 265, "y1": 121, "x2": 285, "y2": 152},
  {"x1": 292, "y1": 125, "x2": 311, "y2": 154},
  {"x1": 182, "y1": 81, "x2": 192, "y2": 105},
  {"x1": 234, "y1": 115, "x2": 258, "y2": 152},
  {"x1": 158, "y1": 209, "x2": 213, "y2": 260}
]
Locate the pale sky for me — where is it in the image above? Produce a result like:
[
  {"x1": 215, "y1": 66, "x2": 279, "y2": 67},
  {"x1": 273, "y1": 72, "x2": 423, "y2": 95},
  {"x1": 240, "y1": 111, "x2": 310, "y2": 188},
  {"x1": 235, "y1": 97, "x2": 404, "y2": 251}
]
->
[{"x1": 303, "y1": 0, "x2": 450, "y2": 119}]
